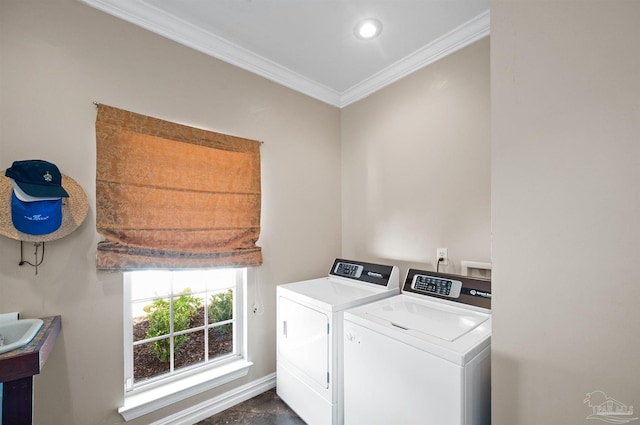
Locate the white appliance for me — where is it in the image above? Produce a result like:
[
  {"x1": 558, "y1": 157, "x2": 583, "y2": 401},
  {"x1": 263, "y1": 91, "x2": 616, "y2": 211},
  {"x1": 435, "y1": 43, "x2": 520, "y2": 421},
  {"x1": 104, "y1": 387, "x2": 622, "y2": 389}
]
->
[
  {"x1": 277, "y1": 258, "x2": 400, "y2": 425},
  {"x1": 343, "y1": 269, "x2": 492, "y2": 425}
]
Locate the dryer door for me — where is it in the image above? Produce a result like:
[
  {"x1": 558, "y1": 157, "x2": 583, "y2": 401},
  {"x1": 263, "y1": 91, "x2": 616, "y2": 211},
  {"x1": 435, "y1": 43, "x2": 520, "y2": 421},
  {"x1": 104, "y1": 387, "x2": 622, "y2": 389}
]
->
[{"x1": 278, "y1": 296, "x2": 330, "y2": 389}]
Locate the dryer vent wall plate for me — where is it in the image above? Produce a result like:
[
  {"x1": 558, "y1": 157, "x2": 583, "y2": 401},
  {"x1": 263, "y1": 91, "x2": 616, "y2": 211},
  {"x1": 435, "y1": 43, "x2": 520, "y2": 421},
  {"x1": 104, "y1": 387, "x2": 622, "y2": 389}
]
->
[{"x1": 461, "y1": 261, "x2": 492, "y2": 278}]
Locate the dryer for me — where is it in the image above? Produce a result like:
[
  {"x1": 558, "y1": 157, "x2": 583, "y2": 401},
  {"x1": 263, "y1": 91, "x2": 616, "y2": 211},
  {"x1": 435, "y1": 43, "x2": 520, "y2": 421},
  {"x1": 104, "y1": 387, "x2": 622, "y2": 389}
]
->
[
  {"x1": 277, "y1": 259, "x2": 400, "y2": 425},
  {"x1": 343, "y1": 268, "x2": 492, "y2": 425}
]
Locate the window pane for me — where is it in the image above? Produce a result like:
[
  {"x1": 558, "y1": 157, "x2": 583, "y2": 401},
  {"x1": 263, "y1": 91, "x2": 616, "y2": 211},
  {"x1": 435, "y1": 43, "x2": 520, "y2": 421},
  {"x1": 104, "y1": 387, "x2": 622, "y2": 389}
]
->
[
  {"x1": 207, "y1": 289, "x2": 234, "y2": 325},
  {"x1": 205, "y1": 269, "x2": 235, "y2": 291},
  {"x1": 172, "y1": 292, "x2": 201, "y2": 334},
  {"x1": 208, "y1": 326, "x2": 233, "y2": 360},
  {"x1": 189, "y1": 294, "x2": 207, "y2": 328},
  {"x1": 175, "y1": 330, "x2": 205, "y2": 371},
  {"x1": 173, "y1": 270, "x2": 209, "y2": 293},
  {"x1": 130, "y1": 270, "x2": 171, "y2": 300},
  {"x1": 134, "y1": 338, "x2": 171, "y2": 383},
  {"x1": 142, "y1": 297, "x2": 171, "y2": 341},
  {"x1": 132, "y1": 300, "x2": 151, "y2": 343}
]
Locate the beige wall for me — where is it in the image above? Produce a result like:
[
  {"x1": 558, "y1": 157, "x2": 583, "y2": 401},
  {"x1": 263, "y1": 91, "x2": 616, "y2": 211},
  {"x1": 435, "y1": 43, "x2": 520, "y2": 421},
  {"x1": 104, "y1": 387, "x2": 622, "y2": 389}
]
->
[
  {"x1": 491, "y1": 1, "x2": 640, "y2": 424},
  {"x1": 341, "y1": 38, "x2": 491, "y2": 276},
  {"x1": 0, "y1": 0, "x2": 341, "y2": 424}
]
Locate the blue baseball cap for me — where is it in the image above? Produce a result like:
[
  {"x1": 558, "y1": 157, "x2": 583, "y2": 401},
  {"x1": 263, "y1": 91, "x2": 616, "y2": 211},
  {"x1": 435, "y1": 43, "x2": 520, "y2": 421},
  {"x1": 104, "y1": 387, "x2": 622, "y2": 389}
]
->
[
  {"x1": 10, "y1": 191, "x2": 63, "y2": 235},
  {"x1": 5, "y1": 160, "x2": 69, "y2": 199}
]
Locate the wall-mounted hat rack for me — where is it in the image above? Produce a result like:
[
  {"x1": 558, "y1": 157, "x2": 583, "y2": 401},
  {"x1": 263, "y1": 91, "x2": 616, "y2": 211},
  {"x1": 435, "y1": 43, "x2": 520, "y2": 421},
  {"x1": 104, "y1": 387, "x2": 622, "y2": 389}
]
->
[{"x1": 0, "y1": 170, "x2": 88, "y2": 275}]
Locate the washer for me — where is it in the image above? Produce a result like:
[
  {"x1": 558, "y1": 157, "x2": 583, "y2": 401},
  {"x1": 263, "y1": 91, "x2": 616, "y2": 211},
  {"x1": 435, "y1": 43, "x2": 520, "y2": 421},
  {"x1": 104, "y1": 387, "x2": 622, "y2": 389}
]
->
[
  {"x1": 277, "y1": 258, "x2": 400, "y2": 425},
  {"x1": 343, "y1": 268, "x2": 492, "y2": 425}
]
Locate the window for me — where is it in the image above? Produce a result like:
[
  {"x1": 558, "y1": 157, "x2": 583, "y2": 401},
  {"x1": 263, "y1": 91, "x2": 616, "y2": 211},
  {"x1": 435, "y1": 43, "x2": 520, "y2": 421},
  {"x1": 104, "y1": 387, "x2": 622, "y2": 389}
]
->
[
  {"x1": 93, "y1": 105, "x2": 261, "y2": 420},
  {"x1": 119, "y1": 268, "x2": 252, "y2": 421}
]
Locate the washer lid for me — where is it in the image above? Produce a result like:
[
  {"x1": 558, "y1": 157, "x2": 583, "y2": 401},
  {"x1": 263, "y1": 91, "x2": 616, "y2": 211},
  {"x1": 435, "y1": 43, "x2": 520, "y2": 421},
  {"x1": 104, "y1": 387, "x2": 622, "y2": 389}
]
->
[{"x1": 365, "y1": 296, "x2": 490, "y2": 342}]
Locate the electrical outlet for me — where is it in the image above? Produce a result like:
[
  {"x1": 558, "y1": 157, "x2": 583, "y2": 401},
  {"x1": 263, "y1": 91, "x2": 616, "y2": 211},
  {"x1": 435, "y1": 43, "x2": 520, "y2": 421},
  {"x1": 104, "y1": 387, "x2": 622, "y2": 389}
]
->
[{"x1": 436, "y1": 248, "x2": 448, "y2": 266}]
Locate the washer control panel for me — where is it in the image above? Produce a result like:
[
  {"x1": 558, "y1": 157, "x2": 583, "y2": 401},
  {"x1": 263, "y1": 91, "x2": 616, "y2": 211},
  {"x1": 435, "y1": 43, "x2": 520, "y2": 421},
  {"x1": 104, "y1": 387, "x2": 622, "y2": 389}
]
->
[
  {"x1": 411, "y1": 274, "x2": 462, "y2": 298},
  {"x1": 403, "y1": 269, "x2": 492, "y2": 309}
]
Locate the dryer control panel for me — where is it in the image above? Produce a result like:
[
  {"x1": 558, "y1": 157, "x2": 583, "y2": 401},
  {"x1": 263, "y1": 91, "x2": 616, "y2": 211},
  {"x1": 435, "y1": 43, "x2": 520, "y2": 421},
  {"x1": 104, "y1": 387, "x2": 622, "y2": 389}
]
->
[
  {"x1": 329, "y1": 258, "x2": 399, "y2": 290},
  {"x1": 334, "y1": 262, "x2": 364, "y2": 278}
]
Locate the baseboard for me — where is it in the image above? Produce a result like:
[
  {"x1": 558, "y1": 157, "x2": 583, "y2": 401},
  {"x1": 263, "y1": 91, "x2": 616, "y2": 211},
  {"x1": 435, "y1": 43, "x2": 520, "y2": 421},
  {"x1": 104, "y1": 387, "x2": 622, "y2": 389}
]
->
[{"x1": 150, "y1": 373, "x2": 277, "y2": 425}]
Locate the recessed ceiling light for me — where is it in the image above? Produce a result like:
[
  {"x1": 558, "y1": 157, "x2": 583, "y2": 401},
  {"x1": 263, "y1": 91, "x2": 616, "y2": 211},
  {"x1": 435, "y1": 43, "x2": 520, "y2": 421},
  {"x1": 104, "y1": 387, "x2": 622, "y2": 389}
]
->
[{"x1": 354, "y1": 18, "x2": 382, "y2": 40}]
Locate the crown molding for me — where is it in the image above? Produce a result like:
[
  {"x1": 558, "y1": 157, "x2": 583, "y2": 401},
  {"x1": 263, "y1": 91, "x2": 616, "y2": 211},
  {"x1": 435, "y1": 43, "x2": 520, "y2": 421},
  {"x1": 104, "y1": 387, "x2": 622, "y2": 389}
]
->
[
  {"x1": 81, "y1": 0, "x2": 342, "y2": 105},
  {"x1": 81, "y1": 0, "x2": 488, "y2": 108}
]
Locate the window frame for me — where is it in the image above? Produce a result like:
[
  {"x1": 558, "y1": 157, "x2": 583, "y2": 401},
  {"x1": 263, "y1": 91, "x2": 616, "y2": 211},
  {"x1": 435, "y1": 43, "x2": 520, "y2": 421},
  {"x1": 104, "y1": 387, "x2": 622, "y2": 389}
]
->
[{"x1": 119, "y1": 268, "x2": 253, "y2": 421}]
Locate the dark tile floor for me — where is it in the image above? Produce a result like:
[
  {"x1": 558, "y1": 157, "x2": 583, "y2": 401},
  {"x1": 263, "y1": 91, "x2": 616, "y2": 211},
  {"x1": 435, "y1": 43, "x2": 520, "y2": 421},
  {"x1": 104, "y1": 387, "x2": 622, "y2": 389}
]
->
[{"x1": 196, "y1": 388, "x2": 306, "y2": 425}]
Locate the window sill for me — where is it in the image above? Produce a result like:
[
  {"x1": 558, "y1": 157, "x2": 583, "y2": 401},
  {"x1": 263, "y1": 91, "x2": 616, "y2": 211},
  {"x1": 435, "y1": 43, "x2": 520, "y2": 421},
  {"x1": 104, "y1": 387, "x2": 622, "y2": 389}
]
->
[{"x1": 119, "y1": 359, "x2": 253, "y2": 421}]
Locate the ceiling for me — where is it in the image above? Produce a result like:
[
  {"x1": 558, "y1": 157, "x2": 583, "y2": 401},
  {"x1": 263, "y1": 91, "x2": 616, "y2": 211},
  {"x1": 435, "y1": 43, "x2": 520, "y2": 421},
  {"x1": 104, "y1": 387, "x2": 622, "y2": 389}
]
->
[{"x1": 81, "y1": 0, "x2": 490, "y2": 107}]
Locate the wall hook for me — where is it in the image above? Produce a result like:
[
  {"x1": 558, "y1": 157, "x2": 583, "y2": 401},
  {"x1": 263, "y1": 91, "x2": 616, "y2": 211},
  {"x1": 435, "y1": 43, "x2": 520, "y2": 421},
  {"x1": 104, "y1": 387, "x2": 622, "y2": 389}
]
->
[{"x1": 19, "y1": 241, "x2": 45, "y2": 275}]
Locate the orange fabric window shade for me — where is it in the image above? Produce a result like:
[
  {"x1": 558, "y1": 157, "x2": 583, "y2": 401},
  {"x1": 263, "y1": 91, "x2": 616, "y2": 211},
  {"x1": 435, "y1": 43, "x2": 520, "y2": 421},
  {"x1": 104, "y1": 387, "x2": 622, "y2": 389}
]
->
[{"x1": 95, "y1": 105, "x2": 262, "y2": 270}]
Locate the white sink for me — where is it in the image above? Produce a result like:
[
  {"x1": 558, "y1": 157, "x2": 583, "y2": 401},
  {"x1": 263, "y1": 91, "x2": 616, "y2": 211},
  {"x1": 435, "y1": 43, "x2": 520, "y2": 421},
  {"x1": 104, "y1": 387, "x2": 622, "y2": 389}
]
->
[{"x1": 0, "y1": 318, "x2": 44, "y2": 354}]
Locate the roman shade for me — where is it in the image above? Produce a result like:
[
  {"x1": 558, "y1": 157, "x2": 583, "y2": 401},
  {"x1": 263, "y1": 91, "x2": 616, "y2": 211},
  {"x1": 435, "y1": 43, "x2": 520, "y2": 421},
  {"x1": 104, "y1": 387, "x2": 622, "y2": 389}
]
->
[{"x1": 95, "y1": 105, "x2": 262, "y2": 270}]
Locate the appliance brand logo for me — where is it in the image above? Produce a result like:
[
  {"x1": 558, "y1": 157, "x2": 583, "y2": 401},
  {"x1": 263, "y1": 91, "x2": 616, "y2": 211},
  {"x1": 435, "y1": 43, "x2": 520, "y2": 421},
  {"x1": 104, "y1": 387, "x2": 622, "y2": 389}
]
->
[
  {"x1": 469, "y1": 289, "x2": 491, "y2": 298},
  {"x1": 584, "y1": 391, "x2": 638, "y2": 424},
  {"x1": 366, "y1": 271, "x2": 383, "y2": 278}
]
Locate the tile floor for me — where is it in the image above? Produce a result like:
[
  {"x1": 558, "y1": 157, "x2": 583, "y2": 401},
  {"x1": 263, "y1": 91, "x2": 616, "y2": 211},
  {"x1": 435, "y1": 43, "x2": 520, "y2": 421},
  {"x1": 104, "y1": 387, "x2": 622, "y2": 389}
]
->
[{"x1": 196, "y1": 388, "x2": 305, "y2": 425}]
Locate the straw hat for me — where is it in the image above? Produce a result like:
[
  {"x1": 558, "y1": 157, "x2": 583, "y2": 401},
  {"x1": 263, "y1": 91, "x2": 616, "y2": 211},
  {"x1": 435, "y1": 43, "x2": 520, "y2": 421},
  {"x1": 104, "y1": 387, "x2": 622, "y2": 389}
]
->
[{"x1": 0, "y1": 174, "x2": 88, "y2": 242}]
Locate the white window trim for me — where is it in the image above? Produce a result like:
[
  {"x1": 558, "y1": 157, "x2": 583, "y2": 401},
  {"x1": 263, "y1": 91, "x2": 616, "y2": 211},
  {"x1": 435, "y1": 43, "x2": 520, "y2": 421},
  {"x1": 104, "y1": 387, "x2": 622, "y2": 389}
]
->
[
  {"x1": 119, "y1": 268, "x2": 253, "y2": 421},
  {"x1": 119, "y1": 358, "x2": 253, "y2": 421}
]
